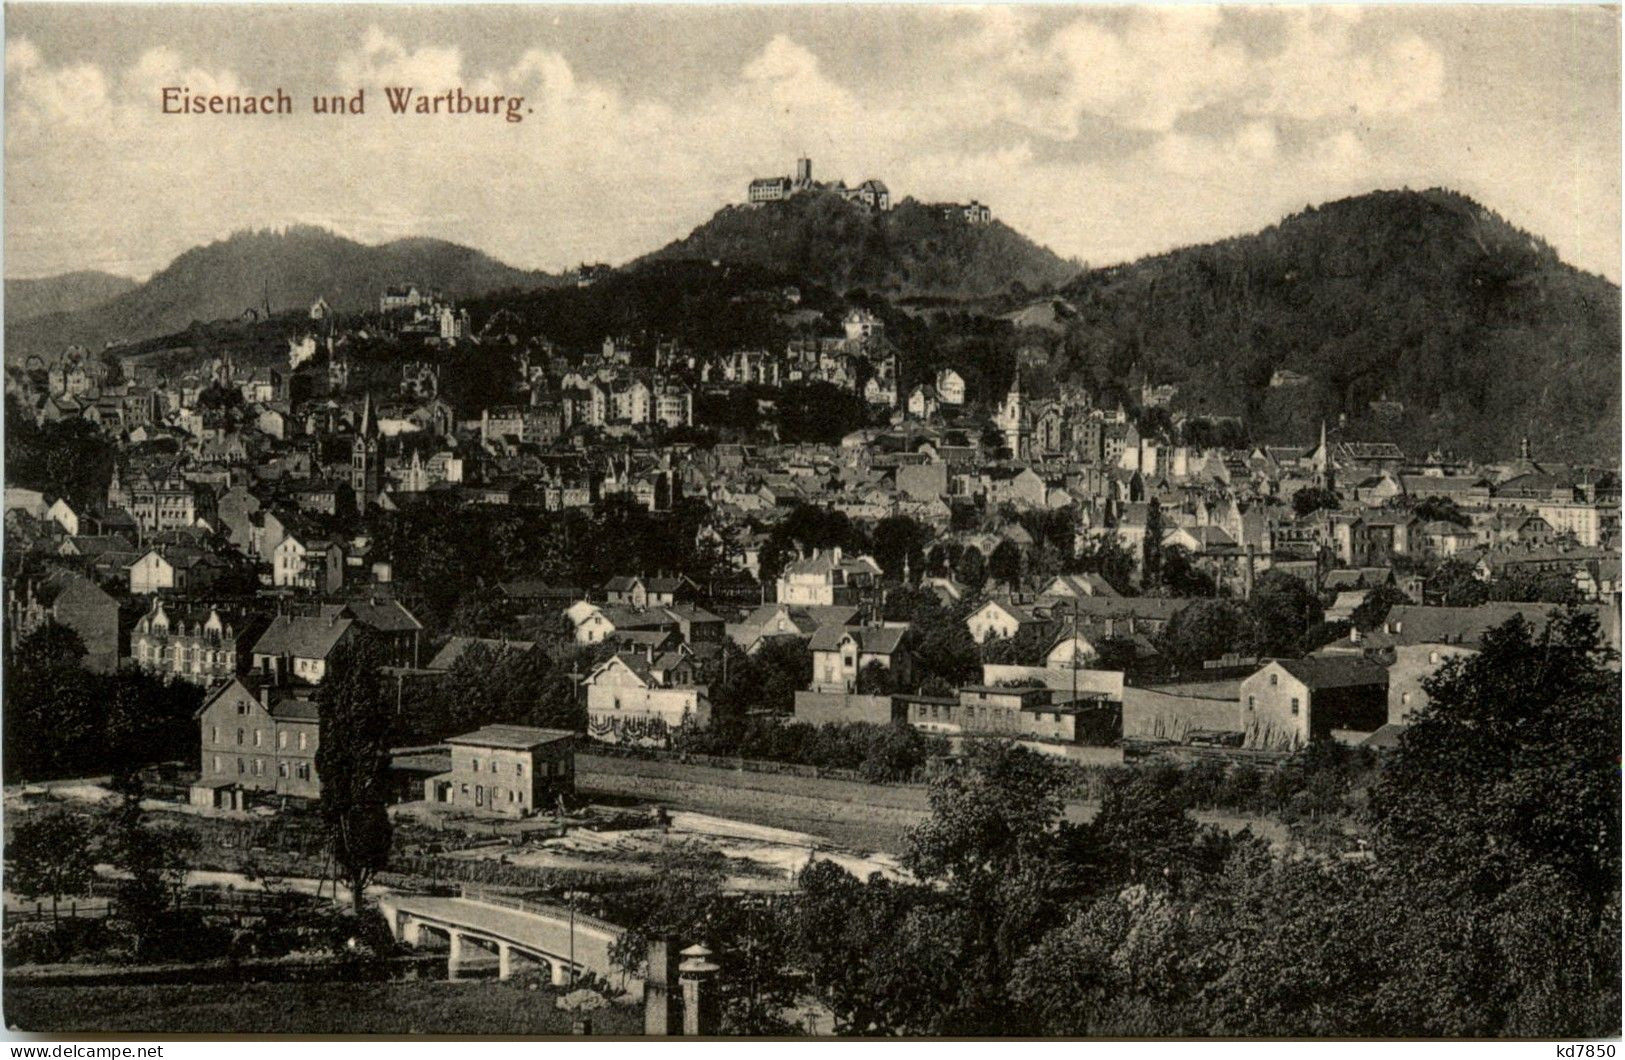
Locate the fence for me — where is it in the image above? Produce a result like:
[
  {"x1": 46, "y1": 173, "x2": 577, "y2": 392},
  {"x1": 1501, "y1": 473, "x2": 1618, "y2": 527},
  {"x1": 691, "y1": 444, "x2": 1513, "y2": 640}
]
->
[{"x1": 8, "y1": 888, "x2": 307, "y2": 925}]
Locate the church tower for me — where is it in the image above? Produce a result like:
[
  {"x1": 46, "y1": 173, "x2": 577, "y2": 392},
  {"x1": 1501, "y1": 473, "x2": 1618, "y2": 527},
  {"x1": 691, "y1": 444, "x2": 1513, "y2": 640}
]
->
[
  {"x1": 998, "y1": 367, "x2": 1030, "y2": 460},
  {"x1": 352, "y1": 392, "x2": 381, "y2": 513},
  {"x1": 1312, "y1": 420, "x2": 1335, "y2": 492}
]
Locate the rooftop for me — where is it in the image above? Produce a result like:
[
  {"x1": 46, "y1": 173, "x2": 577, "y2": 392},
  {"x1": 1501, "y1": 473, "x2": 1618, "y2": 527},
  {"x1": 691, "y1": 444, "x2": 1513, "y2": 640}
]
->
[{"x1": 446, "y1": 725, "x2": 575, "y2": 751}]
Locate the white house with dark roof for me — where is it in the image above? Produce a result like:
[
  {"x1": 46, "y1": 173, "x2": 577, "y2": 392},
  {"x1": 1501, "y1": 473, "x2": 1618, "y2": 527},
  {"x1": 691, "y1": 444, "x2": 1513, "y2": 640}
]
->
[
  {"x1": 582, "y1": 653, "x2": 709, "y2": 747},
  {"x1": 966, "y1": 597, "x2": 1046, "y2": 645},
  {"x1": 1240, "y1": 657, "x2": 1389, "y2": 751},
  {"x1": 809, "y1": 624, "x2": 912, "y2": 693},
  {"x1": 250, "y1": 613, "x2": 356, "y2": 685},
  {"x1": 776, "y1": 547, "x2": 881, "y2": 607}
]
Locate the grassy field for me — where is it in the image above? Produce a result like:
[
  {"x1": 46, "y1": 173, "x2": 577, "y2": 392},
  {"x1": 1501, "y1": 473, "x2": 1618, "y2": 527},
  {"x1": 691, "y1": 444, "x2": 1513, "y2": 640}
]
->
[
  {"x1": 577, "y1": 753, "x2": 932, "y2": 853},
  {"x1": 3, "y1": 980, "x2": 645, "y2": 1036},
  {"x1": 575, "y1": 754, "x2": 1292, "y2": 854}
]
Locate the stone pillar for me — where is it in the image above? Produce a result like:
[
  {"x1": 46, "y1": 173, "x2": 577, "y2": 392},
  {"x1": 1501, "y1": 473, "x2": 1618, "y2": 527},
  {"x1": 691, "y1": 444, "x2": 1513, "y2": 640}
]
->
[
  {"x1": 498, "y1": 943, "x2": 513, "y2": 981},
  {"x1": 409, "y1": 919, "x2": 429, "y2": 948},
  {"x1": 644, "y1": 937, "x2": 682, "y2": 1036},
  {"x1": 678, "y1": 944, "x2": 722, "y2": 1036},
  {"x1": 550, "y1": 958, "x2": 572, "y2": 987},
  {"x1": 447, "y1": 930, "x2": 468, "y2": 980}
]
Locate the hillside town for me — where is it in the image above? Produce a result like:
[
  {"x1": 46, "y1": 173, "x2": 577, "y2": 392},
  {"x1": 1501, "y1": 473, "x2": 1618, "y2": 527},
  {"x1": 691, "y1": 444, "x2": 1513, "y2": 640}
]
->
[
  {"x1": 6, "y1": 223, "x2": 1622, "y2": 1039},
  {"x1": 7, "y1": 264, "x2": 1620, "y2": 777}
]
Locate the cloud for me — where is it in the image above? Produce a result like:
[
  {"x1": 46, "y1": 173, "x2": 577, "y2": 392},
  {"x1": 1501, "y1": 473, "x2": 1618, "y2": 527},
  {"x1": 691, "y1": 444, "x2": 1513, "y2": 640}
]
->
[{"x1": 0, "y1": 11, "x2": 1615, "y2": 283}]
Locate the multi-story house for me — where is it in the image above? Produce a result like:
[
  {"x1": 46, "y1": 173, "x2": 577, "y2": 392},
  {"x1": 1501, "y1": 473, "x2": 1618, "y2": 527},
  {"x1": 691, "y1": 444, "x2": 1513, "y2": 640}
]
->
[
  {"x1": 582, "y1": 654, "x2": 710, "y2": 747},
  {"x1": 426, "y1": 726, "x2": 576, "y2": 818},
  {"x1": 250, "y1": 613, "x2": 355, "y2": 685},
  {"x1": 122, "y1": 471, "x2": 217, "y2": 534},
  {"x1": 192, "y1": 675, "x2": 321, "y2": 807},
  {"x1": 130, "y1": 600, "x2": 267, "y2": 686},
  {"x1": 273, "y1": 532, "x2": 346, "y2": 593},
  {"x1": 776, "y1": 547, "x2": 882, "y2": 607},
  {"x1": 809, "y1": 624, "x2": 912, "y2": 693}
]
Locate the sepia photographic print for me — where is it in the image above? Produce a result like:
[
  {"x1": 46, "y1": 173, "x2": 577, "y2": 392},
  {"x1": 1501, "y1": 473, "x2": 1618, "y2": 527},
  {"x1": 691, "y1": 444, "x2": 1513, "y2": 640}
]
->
[{"x1": 0, "y1": 1, "x2": 1620, "y2": 1045}]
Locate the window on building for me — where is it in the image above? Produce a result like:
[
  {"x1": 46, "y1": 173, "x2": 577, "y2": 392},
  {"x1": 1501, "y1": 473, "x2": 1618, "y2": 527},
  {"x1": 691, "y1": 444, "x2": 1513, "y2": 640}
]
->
[
  {"x1": 211, "y1": 725, "x2": 219, "y2": 743},
  {"x1": 1290, "y1": 698, "x2": 1300, "y2": 716},
  {"x1": 237, "y1": 728, "x2": 244, "y2": 745},
  {"x1": 1401, "y1": 692, "x2": 1411, "y2": 706},
  {"x1": 299, "y1": 732, "x2": 307, "y2": 751},
  {"x1": 237, "y1": 758, "x2": 245, "y2": 774},
  {"x1": 278, "y1": 762, "x2": 288, "y2": 778},
  {"x1": 1269, "y1": 673, "x2": 1278, "y2": 687},
  {"x1": 278, "y1": 731, "x2": 287, "y2": 749},
  {"x1": 516, "y1": 763, "x2": 524, "y2": 777},
  {"x1": 472, "y1": 758, "x2": 480, "y2": 772},
  {"x1": 254, "y1": 729, "x2": 262, "y2": 747},
  {"x1": 213, "y1": 755, "x2": 222, "y2": 773},
  {"x1": 1247, "y1": 696, "x2": 1256, "y2": 711}
]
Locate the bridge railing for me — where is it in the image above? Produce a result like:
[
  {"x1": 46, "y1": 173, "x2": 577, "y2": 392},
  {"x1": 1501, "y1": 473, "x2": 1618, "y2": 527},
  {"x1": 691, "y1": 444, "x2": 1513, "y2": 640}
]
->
[{"x1": 456, "y1": 884, "x2": 626, "y2": 937}]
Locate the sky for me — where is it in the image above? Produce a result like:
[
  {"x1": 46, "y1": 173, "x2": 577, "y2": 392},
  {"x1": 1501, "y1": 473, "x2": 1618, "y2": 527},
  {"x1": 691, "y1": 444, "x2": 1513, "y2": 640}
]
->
[{"x1": 4, "y1": 4, "x2": 1620, "y2": 282}]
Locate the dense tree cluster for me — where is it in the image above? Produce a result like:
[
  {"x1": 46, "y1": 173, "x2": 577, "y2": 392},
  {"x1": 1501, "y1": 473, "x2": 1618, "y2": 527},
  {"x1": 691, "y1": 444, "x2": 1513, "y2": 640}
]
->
[
  {"x1": 611, "y1": 609, "x2": 1618, "y2": 1037},
  {"x1": 1156, "y1": 570, "x2": 1326, "y2": 668},
  {"x1": 3, "y1": 623, "x2": 203, "y2": 783},
  {"x1": 673, "y1": 719, "x2": 946, "y2": 784},
  {"x1": 4, "y1": 395, "x2": 118, "y2": 508}
]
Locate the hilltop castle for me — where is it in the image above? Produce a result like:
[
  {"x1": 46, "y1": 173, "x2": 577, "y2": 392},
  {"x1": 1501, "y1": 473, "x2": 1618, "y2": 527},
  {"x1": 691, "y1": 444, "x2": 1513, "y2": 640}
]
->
[{"x1": 747, "y1": 156, "x2": 891, "y2": 213}]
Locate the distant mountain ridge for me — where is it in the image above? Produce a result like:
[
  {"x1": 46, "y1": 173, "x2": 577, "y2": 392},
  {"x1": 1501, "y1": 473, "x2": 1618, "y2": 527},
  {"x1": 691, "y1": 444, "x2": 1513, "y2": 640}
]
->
[
  {"x1": 4, "y1": 226, "x2": 557, "y2": 361},
  {"x1": 638, "y1": 191, "x2": 1080, "y2": 298},
  {"x1": 1055, "y1": 188, "x2": 1621, "y2": 464},
  {"x1": 5, "y1": 271, "x2": 139, "y2": 324}
]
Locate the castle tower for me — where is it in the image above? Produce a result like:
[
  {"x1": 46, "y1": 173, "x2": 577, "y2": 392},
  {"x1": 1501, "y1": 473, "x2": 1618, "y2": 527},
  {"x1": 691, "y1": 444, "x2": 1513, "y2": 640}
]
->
[
  {"x1": 352, "y1": 392, "x2": 381, "y2": 514},
  {"x1": 795, "y1": 157, "x2": 812, "y2": 189}
]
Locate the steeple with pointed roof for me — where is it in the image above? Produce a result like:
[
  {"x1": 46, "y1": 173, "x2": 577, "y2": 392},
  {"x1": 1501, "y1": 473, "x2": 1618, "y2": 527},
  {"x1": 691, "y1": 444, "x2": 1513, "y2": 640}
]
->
[{"x1": 351, "y1": 391, "x2": 381, "y2": 513}]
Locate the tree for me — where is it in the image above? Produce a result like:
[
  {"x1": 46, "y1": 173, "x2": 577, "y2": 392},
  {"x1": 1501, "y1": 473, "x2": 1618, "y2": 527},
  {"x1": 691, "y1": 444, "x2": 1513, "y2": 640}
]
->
[
  {"x1": 870, "y1": 516, "x2": 929, "y2": 584},
  {"x1": 1159, "y1": 600, "x2": 1252, "y2": 669},
  {"x1": 1292, "y1": 486, "x2": 1340, "y2": 518},
  {"x1": 1411, "y1": 495, "x2": 1469, "y2": 527},
  {"x1": 855, "y1": 660, "x2": 896, "y2": 695},
  {"x1": 315, "y1": 640, "x2": 395, "y2": 913},
  {"x1": 988, "y1": 540, "x2": 1024, "y2": 591},
  {"x1": 7, "y1": 810, "x2": 96, "y2": 923},
  {"x1": 1347, "y1": 583, "x2": 1411, "y2": 631},
  {"x1": 1072, "y1": 535, "x2": 1137, "y2": 596},
  {"x1": 1428, "y1": 558, "x2": 1489, "y2": 607},
  {"x1": 1157, "y1": 545, "x2": 1216, "y2": 597},
  {"x1": 953, "y1": 547, "x2": 988, "y2": 592},
  {"x1": 905, "y1": 740, "x2": 1065, "y2": 891},
  {"x1": 1141, "y1": 499, "x2": 1165, "y2": 590},
  {"x1": 1243, "y1": 571, "x2": 1323, "y2": 656},
  {"x1": 981, "y1": 623, "x2": 1053, "y2": 666}
]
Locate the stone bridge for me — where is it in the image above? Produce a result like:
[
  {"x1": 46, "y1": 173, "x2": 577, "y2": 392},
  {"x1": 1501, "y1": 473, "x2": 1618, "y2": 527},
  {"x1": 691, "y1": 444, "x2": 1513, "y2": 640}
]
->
[{"x1": 377, "y1": 889, "x2": 642, "y2": 999}]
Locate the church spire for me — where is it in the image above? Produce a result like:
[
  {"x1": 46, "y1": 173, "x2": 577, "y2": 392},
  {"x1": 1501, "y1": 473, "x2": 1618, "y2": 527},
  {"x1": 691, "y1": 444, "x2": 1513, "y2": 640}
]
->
[{"x1": 359, "y1": 391, "x2": 374, "y2": 438}]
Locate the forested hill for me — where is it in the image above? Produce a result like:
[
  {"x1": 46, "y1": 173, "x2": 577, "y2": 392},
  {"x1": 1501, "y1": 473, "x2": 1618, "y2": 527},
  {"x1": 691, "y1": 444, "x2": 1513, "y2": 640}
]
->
[
  {"x1": 4, "y1": 227, "x2": 558, "y2": 362},
  {"x1": 5, "y1": 271, "x2": 139, "y2": 324},
  {"x1": 1056, "y1": 188, "x2": 1621, "y2": 463},
  {"x1": 639, "y1": 191, "x2": 1081, "y2": 299}
]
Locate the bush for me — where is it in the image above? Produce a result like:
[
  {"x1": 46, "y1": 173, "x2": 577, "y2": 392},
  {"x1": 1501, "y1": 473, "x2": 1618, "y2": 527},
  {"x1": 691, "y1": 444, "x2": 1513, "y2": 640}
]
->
[{"x1": 3, "y1": 917, "x2": 117, "y2": 966}]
